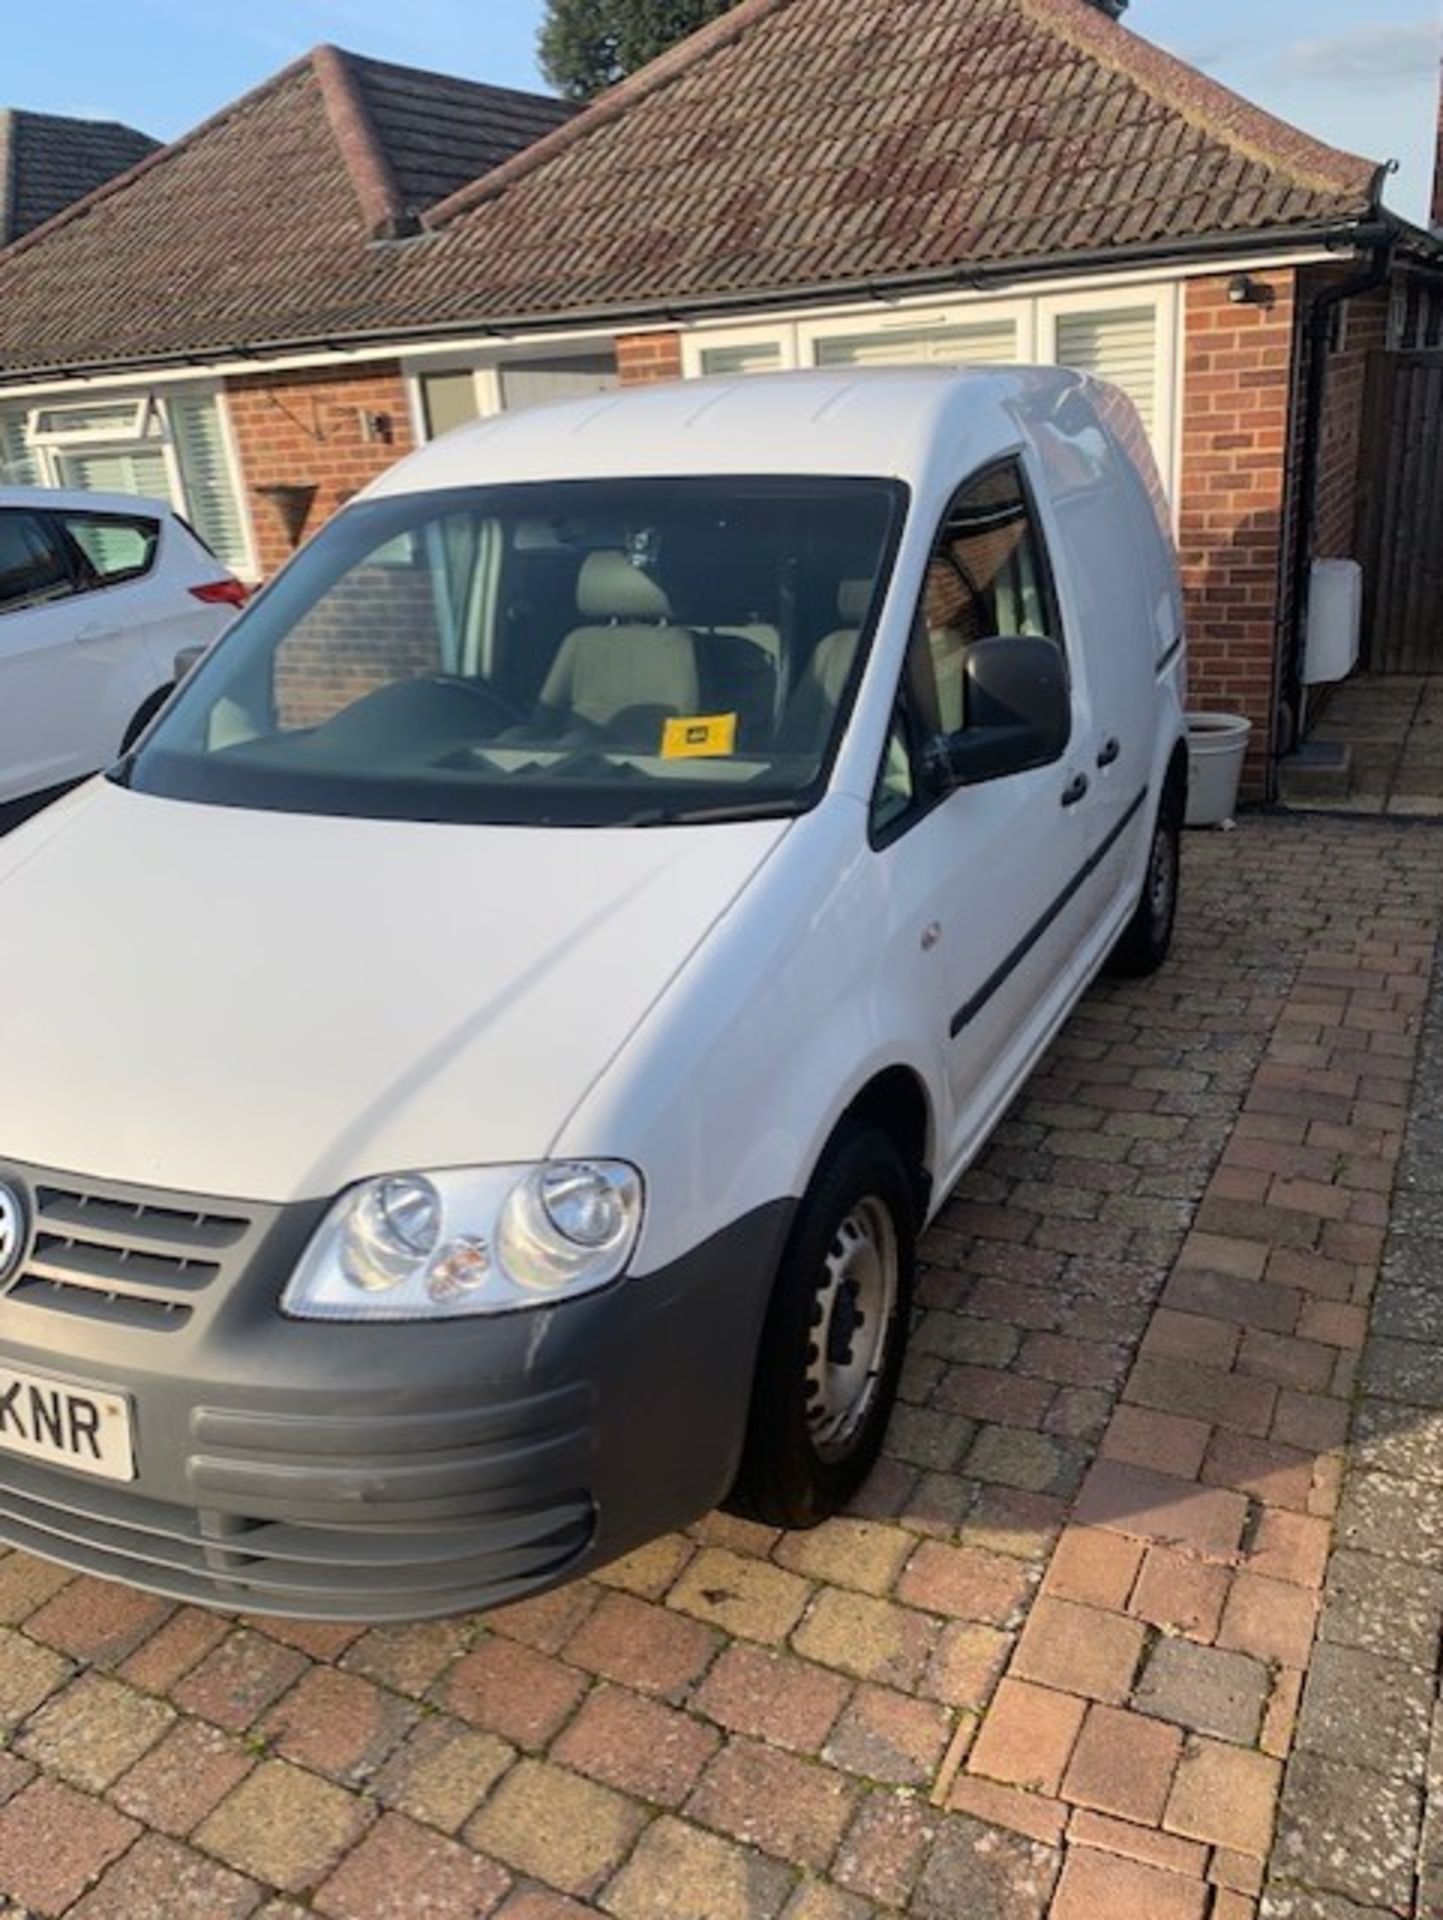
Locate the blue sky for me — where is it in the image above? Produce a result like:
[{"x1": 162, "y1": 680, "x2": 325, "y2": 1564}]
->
[{"x1": 8, "y1": 0, "x2": 1440, "y2": 224}]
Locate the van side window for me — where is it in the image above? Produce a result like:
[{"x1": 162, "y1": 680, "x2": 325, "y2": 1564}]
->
[
  {"x1": 60, "y1": 512, "x2": 160, "y2": 587},
  {"x1": 0, "y1": 510, "x2": 73, "y2": 614},
  {"x1": 870, "y1": 460, "x2": 1061, "y2": 839}
]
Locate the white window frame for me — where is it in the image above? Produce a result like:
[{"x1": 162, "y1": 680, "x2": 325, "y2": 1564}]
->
[
  {"x1": 406, "y1": 340, "x2": 623, "y2": 442},
  {"x1": 680, "y1": 322, "x2": 801, "y2": 378},
  {"x1": 798, "y1": 297, "x2": 1037, "y2": 367},
  {"x1": 19, "y1": 382, "x2": 257, "y2": 577}
]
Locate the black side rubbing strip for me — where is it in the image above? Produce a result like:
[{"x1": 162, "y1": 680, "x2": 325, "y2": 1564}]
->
[
  {"x1": 1156, "y1": 636, "x2": 1184, "y2": 676},
  {"x1": 949, "y1": 786, "x2": 1150, "y2": 1040}
]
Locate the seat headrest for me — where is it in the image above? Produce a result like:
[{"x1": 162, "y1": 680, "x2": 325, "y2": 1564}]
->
[
  {"x1": 577, "y1": 551, "x2": 672, "y2": 622},
  {"x1": 837, "y1": 578, "x2": 873, "y2": 626}
]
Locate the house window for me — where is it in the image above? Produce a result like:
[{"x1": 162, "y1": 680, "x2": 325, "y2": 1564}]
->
[
  {"x1": 416, "y1": 350, "x2": 620, "y2": 441},
  {"x1": 13, "y1": 388, "x2": 252, "y2": 575},
  {"x1": 700, "y1": 341, "x2": 785, "y2": 376},
  {"x1": 815, "y1": 319, "x2": 1019, "y2": 367},
  {"x1": 1052, "y1": 306, "x2": 1160, "y2": 436}
]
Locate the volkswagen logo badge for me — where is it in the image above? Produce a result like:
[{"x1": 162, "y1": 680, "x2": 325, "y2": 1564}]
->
[{"x1": 0, "y1": 1184, "x2": 25, "y2": 1285}]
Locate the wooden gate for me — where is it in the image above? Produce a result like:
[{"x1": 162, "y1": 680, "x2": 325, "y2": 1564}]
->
[{"x1": 1358, "y1": 350, "x2": 1443, "y2": 673}]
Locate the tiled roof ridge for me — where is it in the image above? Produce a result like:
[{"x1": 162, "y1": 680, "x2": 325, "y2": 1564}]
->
[
  {"x1": 423, "y1": 0, "x2": 800, "y2": 229},
  {"x1": 0, "y1": 53, "x2": 316, "y2": 265},
  {"x1": 1024, "y1": 0, "x2": 1381, "y2": 203},
  {"x1": 311, "y1": 44, "x2": 408, "y2": 240}
]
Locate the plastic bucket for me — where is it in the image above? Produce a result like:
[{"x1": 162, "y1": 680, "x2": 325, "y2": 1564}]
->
[{"x1": 1186, "y1": 713, "x2": 1252, "y2": 827}]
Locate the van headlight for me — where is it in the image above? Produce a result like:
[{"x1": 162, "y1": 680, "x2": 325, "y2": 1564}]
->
[{"x1": 280, "y1": 1162, "x2": 644, "y2": 1321}]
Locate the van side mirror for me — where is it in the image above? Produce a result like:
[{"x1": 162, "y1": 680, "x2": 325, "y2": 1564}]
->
[{"x1": 924, "y1": 635, "x2": 1071, "y2": 792}]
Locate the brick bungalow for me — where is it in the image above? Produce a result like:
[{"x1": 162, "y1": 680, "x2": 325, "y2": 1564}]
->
[{"x1": 0, "y1": 0, "x2": 1439, "y2": 795}]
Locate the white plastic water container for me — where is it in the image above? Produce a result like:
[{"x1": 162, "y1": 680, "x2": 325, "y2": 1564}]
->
[
  {"x1": 1303, "y1": 559, "x2": 1363, "y2": 686},
  {"x1": 1186, "y1": 713, "x2": 1252, "y2": 827}
]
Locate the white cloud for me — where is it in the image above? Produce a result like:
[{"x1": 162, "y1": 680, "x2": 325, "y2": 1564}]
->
[{"x1": 1279, "y1": 22, "x2": 1439, "y2": 88}]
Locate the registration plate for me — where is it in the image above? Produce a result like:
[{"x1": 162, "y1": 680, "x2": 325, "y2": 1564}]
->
[{"x1": 0, "y1": 1364, "x2": 134, "y2": 1482}]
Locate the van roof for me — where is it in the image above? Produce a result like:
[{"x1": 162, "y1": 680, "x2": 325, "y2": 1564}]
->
[{"x1": 367, "y1": 365, "x2": 1093, "y2": 497}]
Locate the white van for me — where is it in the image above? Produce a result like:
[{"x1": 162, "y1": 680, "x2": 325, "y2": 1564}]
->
[{"x1": 0, "y1": 370, "x2": 1186, "y2": 1620}]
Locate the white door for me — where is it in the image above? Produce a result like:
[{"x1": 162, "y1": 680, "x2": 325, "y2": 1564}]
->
[{"x1": 870, "y1": 461, "x2": 1100, "y2": 1175}]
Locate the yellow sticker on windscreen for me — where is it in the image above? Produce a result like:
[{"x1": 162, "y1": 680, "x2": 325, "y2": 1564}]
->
[{"x1": 661, "y1": 713, "x2": 739, "y2": 760}]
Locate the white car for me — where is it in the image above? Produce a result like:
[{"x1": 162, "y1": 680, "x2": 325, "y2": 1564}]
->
[
  {"x1": 0, "y1": 487, "x2": 247, "y2": 811},
  {"x1": 0, "y1": 369, "x2": 1186, "y2": 1620}
]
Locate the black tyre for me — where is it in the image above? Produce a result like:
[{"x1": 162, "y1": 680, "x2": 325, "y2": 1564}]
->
[
  {"x1": 1109, "y1": 775, "x2": 1183, "y2": 978},
  {"x1": 120, "y1": 685, "x2": 175, "y2": 755},
  {"x1": 728, "y1": 1125, "x2": 916, "y2": 1529}
]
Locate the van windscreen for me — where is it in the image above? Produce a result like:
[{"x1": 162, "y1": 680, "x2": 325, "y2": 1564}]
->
[{"x1": 120, "y1": 476, "x2": 906, "y2": 827}]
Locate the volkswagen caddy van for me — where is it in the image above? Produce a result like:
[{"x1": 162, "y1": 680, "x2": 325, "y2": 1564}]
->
[{"x1": 0, "y1": 369, "x2": 1187, "y2": 1619}]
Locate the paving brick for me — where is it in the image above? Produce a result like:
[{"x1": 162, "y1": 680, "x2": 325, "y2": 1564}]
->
[
  {"x1": 687, "y1": 1738, "x2": 857, "y2": 1870},
  {"x1": 1238, "y1": 1328, "x2": 1338, "y2": 1394},
  {"x1": 1128, "y1": 1545, "x2": 1230, "y2": 1641},
  {"x1": 171, "y1": 1629, "x2": 310, "y2": 1733},
  {"x1": 1073, "y1": 1460, "x2": 1249, "y2": 1558},
  {"x1": 1165, "y1": 1267, "x2": 1300, "y2": 1333},
  {"x1": 896, "y1": 1540, "x2": 1034, "y2": 1626},
  {"x1": 16, "y1": 1670, "x2": 172, "y2": 1790},
  {"x1": 486, "y1": 1584, "x2": 599, "y2": 1657},
  {"x1": 0, "y1": 1777, "x2": 139, "y2": 1915},
  {"x1": 565, "y1": 1592, "x2": 720, "y2": 1699},
  {"x1": 912, "y1": 1811, "x2": 1060, "y2": 1919},
  {"x1": 967, "y1": 1677, "x2": 1087, "y2": 1794},
  {"x1": 931, "y1": 1366, "x2": 1055, "y2": 1430},
  {"x1": 946, "y1": 1775, "x2": 1067, "y2": 1845},
  {"x1": 780, "y1": 1883, "x2": 871, "y2": 1920},
  {"x1": 1067, "y1": 1808, "x2": 1206, "y2": 1877},
  {"x1": 668, "y1": 1548, "x2": 811, "y2": 1644},
  {"x1": 251, "y1": 1617, "x2": 364, "y2": 1662},
  {"x1": 1178, "y1": 1232, "x2": 1270, "y2": 1281},
  {"x1": 1136, "y1": 1637, "x2": 1270, "y2": 1745},
  {"x1": 553, "y1": 1684, "x2": 720, "y2": 1806},
  {"x1": 1320, "y1": 1549, "x2": 1443, "y2": 1666},
  {"x1": 1042, "y1": 1527, "x2": 1145, "y2": 1611},
  {"x1": 1164, "y1": 1738, "x2": 1281, "y2": 1856},
  {"x1": 602, "y1": 1814, "x2": 795, "y2": 1920},
  {"x1": 1297, "y1": 1300, "x2": 1370, "y2": 1349},
  {"x1": 25, "y1": 1577, "x2": 170, "y2": 1668},
  {"x1": 594, "y1": 1535, "x2": 695, "y2": 1601},
  {"x1": 0, "y1": 1626, "x2": 71, "y2": 1728},
  {"x1": 1101, "y1": 1404, "x2": 1212, "y2": 1480},
  {"x1": 468, "y1": 1759, "x2": 644, "y2": 1899},
  {"x1": 112, "y1": 1719, "x2": 256, "y2": 1838},
  {"x1": 1125, "y1": 1356, "x2": 1277, "y2": 1437},
  {"x1": 262, "y1": 1665, "x2": 417, "y2": 1785},
  {"x1": 833, "y1": 1788, "x2": 938, "y2": 1904},
  {"x1": 194, "y1": 1759, "x2": 373, "y2": 1895},
  {"x1": 1247, "y1": 1509, "x2": 1333, "y2": 1589},
  {"x1": 1060, "y1": 1703, "x2": 1184, "y2": 1824},
  {"x1": 923, "y1": 1620, "x2": 1013, "y2": 1710},
  {"x1": 341, "y1": 1620, "x2": 471, "y2": 1698},
  {"x1": 964, "y1": 1425, "x2": 1086, "y2": 1496},
  {"x1": 119, "y1": 1608, "x2": 231, "y2": 1692},
  {"x1": 1220, "y1": 1566, "x2": 1320, "y2": 1674},
  {"x1": 1011, "y1": 1598, "x2": 1146, "y2": 1705},
  {"x1": 959, "y1": 1485, "x2": 1067, "y2": 1561},
  {"x1": 315, "y1": 1812, "x2": 511, "y2": 1920},
  {"x1": 1204, "y1": 1430, "x2": 1316, "y2": 1511},
  {"x1": 442, "y1": 1636, "x2": 587, "y2": 1749},
  {"x1": 1270, "y1": 1751, "x2": 1421, "y2": 1912},
  {"x1": 772, "y1": 1519, "x2": 912, "y2": 1596},
  {"x1": 792, "y1": 1587, "x2": 935, "y2": 1689},
  {"x1": 693, "y1": 1643, "x2": 850, "y2": 1753},
  {"x1": 1272, "y1": 1389, "x2": 1352, "y2": 1454},
  {"x1": 1296, "y1": 1643, "x2": 1433, "y2": 1781},
  {"x1": 822, "y1": 1682, "x2": 951, "y2": 1786},
  {"x1": 1052, "y1": 1846, "x2": 1208, "y2": 1920},
  {"x1": 373, "y1": 1718, "x2": 514, "y2": 1834},
  {"x1": 68, "y1": 1832, "x2": 259, "y2": 1920},
  {"x1": 1261, "y1": 1664, "x2": 1304, "y2": 1761},
  {"x1": 0, "y1": 1554, "x2": 72, "y2": 1625}
]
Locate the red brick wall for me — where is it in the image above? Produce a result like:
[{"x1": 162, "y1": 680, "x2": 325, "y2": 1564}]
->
[
  {"x1": 1304, "y1": 276, "x2": 1390, "y2": 562},
  {"x1": 1178, "y1": 271, "x2": 1297, "y2": 796},
  {"x1": 617, "y1": 331, "x2": 684, "y2": 386},
  {"x1": 224, "y1": 362, "x2": 417, "y2": 578}
]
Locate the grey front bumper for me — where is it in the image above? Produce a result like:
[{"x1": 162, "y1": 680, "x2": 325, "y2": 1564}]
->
[{"x1": 0, "y1": 1160, "x2": 791, "y2": 1620}]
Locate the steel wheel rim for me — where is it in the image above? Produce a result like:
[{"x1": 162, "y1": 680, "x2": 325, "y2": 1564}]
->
[{"x1": 805, "y1": 1195, "x2": 898, "y2": 1463}]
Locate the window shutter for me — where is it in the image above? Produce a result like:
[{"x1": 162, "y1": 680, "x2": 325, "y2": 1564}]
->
[
  {"x1": 816, "y1": 321, "x2": 1018, "y2": 368},
  {"x1": 57, "y1": 447, "x2": 173, "y2": 503},
  {"x1": 168, "y1": 390, "x2": 250, "y2": 572},
  {"x1": 1055, "y1": 307, "x2": 1158, "y2": 436},
  {"x1": 0, "y1": 409, "x2": 39, "y2": 485}
]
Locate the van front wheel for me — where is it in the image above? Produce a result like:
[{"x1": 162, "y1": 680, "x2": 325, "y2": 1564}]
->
[{"x1": 728, "y1": 1127, "x2": 915, "y2": 1529}]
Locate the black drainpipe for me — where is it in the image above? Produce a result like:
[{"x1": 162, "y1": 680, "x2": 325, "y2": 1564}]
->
[{"x1": 1276, "y1": 218, "x2": 1395, "y2": 774}]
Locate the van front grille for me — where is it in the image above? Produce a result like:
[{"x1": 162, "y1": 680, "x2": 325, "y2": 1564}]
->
[{"x1": 4, "y1": 1178, "x2": 254, "y2": 1332}]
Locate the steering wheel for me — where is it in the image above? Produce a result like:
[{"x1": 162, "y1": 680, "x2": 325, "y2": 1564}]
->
[{"x1": 428, "y1": 676, "x2": 526, "y2": 729}]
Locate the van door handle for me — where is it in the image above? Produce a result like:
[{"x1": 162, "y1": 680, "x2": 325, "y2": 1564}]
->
[
  {"x1": 1061, "y1": 773, "x2": 1090, "y2": 808},
  {"x1": 1096, "y1": 737, "x2": 1120, "y2": 769}
]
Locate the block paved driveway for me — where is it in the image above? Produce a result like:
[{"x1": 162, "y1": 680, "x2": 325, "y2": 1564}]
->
[{"x1": 0, "y1": 812, "x2": 1441, "y2": 1920}]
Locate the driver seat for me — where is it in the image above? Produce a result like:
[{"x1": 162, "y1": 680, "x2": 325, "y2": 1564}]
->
[{"x1": 541, "y1": 552, "x2": 701, "y2": 730}]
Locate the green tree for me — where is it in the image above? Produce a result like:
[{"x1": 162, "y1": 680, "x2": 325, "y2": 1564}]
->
[{"x1": 539, "y1": 0, "x2": 740, "y2": 101}]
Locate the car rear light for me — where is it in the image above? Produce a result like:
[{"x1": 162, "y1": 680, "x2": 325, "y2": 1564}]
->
[{"x1": 189, "y1": 578, "x2": 251, "y2": 607}]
